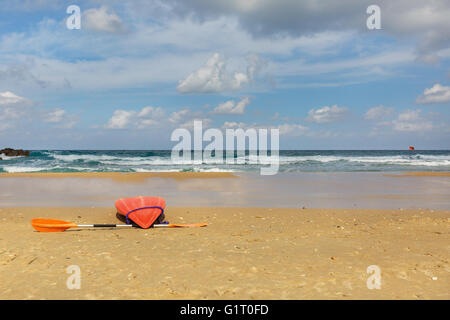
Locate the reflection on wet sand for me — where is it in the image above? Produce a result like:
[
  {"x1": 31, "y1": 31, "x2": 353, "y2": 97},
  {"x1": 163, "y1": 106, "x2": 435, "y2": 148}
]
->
[{"x1": 0, "y1": 172, "x2": 449, "y2": 209}]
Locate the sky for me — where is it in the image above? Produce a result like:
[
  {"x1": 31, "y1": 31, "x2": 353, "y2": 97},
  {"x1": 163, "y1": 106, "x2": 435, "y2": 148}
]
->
[{"x1": 0, "y1": 0, "x2": 449, "y2": 150}]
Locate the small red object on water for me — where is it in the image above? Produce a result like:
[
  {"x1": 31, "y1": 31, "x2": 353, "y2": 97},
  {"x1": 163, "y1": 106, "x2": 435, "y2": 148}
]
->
[{"x1": 409, "y1": 146, "x2": 415, "y2": 150}]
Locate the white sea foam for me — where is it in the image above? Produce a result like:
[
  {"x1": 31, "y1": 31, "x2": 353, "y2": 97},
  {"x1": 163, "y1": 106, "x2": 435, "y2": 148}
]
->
[
  {"x1": 273, "y1": 154, "x2": 450, "y2": 166},
  {"x1": 2, "y1": 165, "x2": 116, "y2": 173},
  {"x1": 0, "y1": 153, "x2": 25, "y2": 160},
  {"x1": 133, "y1": 168, "x2": 182, "y2": 173},
  {"x1": 133, "y1": 167, "x2": 235, "y2": 173},
  {"x1": 51, "y1": 154, "x2": 121, "y2": 162},
  {"x1": 2, "y1": 166, "x2": 45, "y2": 173},
  {"x1": 192, "y1": 167, "x2": 235, "y2": 172},
  {"x1": 101, "y1": 158, "x2": 175, "y2": 166}
]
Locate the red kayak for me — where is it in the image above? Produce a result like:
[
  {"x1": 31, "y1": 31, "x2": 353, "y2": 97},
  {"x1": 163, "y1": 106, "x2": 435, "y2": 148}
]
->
[{"x1": 115, "y1": 196, "x2": 166, "y2": 228}]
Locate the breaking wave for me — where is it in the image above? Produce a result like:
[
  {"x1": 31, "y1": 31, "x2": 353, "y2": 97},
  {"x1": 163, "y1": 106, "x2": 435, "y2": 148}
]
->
[{"x1": 1, "y1": 150, "x2": 449, "y2": 173}]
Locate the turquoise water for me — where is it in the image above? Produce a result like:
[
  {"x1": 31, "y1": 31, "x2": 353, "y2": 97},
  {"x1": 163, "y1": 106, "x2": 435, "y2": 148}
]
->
[{"x1": 1, "y1": 150, "x2": 450, "y2": 173}]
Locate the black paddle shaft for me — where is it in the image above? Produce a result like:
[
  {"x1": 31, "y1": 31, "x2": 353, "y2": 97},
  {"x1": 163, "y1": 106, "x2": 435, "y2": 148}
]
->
[
  {"x1": 91, "y1": 224, "x2": 135, "y2": 228},
  {"x1": 93, "y1": 224, "x2": 119, "y2": 227}
]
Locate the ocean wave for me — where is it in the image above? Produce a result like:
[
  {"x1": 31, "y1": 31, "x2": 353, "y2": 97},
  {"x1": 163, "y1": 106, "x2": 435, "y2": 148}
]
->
[
  {"x1": 2, "y1": 150, "x2": 449, "y2": 173},
  {"x1": 1, "y1": 165, "x2": 236, "y2": 173},
  {"x1": 51, "y1": 154, "x2": 122, "y2": 162},
  {"x1": 0, "y1": 154, "x2": 26, "y2": 161},
  {"x1": 273, "y1": 154, "x2": 450, "y2": 166},
  {"x1": 133, "y1": 168, "x2": 181, "y2": 173},
  {"x1": 134, "y1": 167, "x2": 235, "y2": 173},
  {"x1": 2, "y1": 166, "x2": 46, "y2": 173},
  {"x1": 46, "y1": 151, "x2": 450, "y2": 165},
  {"x1": 1, "y1": 165, "x2": 125, "y2": 173}
]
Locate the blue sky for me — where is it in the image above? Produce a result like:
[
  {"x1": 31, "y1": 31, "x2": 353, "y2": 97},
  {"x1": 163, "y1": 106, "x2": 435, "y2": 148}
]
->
[{"x1": 0, "y1": 0, "x2": 449, "y2": 149}]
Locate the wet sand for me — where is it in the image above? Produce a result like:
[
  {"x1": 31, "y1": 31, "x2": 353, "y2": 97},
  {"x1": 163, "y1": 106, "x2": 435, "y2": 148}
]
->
[
  {"x1": 2, "y1": 171, "x2": 449, "y2": 180},
  {"x1": 0, "y1": 206, "x2": 448, "y2": 299},
  {"x1": 0, "y1": 171, "x2": 237, "y2": 182},
  {"x1": 0, "y1": 172, "x2": 449, "y2": 299},
  {"x1": 384, "y1": 172, "x2": 450, "y2": 177},
  {"x1": 1, "y1": 172, "x2": 450, "y2": 209}
]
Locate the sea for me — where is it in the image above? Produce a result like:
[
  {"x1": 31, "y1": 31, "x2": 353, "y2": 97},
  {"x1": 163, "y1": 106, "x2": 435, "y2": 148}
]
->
[{"x1": 1, "y1": 150, "x2": 450, "y2": 173}]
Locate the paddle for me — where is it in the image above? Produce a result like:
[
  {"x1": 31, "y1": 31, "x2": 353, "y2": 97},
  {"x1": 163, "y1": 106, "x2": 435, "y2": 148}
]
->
[{"x1": 31, "y1": 218, "x2": 207, "y2": 232}]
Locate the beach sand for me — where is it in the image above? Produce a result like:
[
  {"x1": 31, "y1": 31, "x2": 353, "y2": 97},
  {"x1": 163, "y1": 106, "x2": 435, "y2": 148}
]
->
[
  {"x1": 0, "y1": 171, "x2": 237, "y2": 182},
  {"x1": 384, "y1": 172, "x2": 450, "y2": 177},
  {"x1": 2, "y1": 171, "x2": 449, "y2": 180},
  {"x1": 0, "y1": 172, "x2": 449, "y2": 299},
  {"x1": 1, "y1": 206, "x2": 448, "y2": 299}
]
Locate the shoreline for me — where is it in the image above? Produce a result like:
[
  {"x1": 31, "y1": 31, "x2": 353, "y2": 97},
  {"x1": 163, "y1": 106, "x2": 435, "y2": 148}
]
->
[
  {"x1": 383, "y1": 172, "x2": 450, "y2": 177},
  {"x1": 0, "y1": 171, "x2": 237, "y2": 182},
  {"x1": 0, "y1": 171, "x2": 449, "y2": 179},
  {"x1": 1, "y1": 206, "x2": 448, "y2": 299}
]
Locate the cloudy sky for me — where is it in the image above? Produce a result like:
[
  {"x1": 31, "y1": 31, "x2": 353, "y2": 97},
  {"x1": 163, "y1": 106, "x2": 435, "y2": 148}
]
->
[{"x1": 0, "y1": 0, "x2": 449, "y2": 149}]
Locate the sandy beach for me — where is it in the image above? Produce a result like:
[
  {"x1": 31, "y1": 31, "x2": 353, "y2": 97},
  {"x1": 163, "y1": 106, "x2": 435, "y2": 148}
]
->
[
  {"x1": 0, "y1": 171, "x2": 237, "y2": 182},
  {"x1": 0, "y1": 172, "x2": 449, "y2": 300},
  {"x1": 0, "y1": 206, "x2": 448, "y2": 299}
]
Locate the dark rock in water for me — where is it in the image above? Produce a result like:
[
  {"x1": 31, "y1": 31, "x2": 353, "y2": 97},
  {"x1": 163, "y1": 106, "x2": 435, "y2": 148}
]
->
[{"x1": 0, "y1": 148, "x2": 30, "y2": 158}]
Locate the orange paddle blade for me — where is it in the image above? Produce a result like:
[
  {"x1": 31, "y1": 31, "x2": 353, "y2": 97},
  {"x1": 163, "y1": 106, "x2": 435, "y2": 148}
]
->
[
  {"x1": 31, "y1": 218, "x2": 77, "y2": 232},
  {"x1": 167, "y1": 223, "x2": 208, "y2": 228}
]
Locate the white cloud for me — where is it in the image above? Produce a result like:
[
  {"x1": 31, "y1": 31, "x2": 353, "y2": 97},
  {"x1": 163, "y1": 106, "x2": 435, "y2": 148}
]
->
[
  {"x1": 169, "y1": 0, "x2": 450, "y2": 60},
  {"x1": 0, "y1": 91, "x2": 33, "y2": 129},
  {"x1": 212, "y1": 97, "x2": 250, "y2": 115},
  {"x1": 0, "y1": 91, "x2": 32, "y2": 107},
  {"x1": 364, "y1": 105, "x2": 394, "y2": 120},
  {"x1": 416, "y1": 83, "x2": 450, "y2": 104},
  {"x1": 393, "y1": 121, "x2": 432, "y2": 132},
  {"x1": 105, "y1": 106, "x2": 165, "y2": 129},
  {"x1": 416, "y1": 53, "x2": 440, "y2": 64},
  {"x1": 0, "y1": 11, "x2": 415, "y2": 93},
  {"x1": 168, "y1": 108, "x2": 212, "y2": 129},
  {"x1": 134, "y1": 106, "x2": 165, "y2": 129},
  {"x1": 58, "y1": 118, "x2": 78, "y2": 129},
  {"x1": 4, "y1": 0, "x2": 60, "y2": 11},
  {"x1": 278, "y1": 123, "x2": 308, "y2": 136},
  {"x1": 83, "y1": 6, "x2": 127, "y2": 33},
  {"x1": 179, "y1": 118, "x2": 212, "y2": 130},
  {"x1": 382, "y1": 1, "x2": 450, "y2": 60},
  {"x1": 177, "y1": 53, "x2": 251, "y2": 93},
  {"x1": 168, "y1": 108, "x2": 191, "y2": 124},
  {"x1": 221, "y1": 121, "x2": 308, "y2": 136},
  {"x1": 306, "y1": 105, "x2": 348, "y2": 123},
  {"x1": 0, "y1": 92, "x2": 78, "y2": 130},
  {"x1": 222, "y1": 121, "x2": 247, "y2": 129},
  {"x1": 269, "y1": 112, "x2": 280, "y2": 121},
  {"x1": 271, "y1": 50, "x2": 415, "y2": 79},
  {"x1": 43, "y1": 108, "x2": 66, "y2": 123},
  {"x1": 2, "y1": 1, "x2": 449, "y2": 95},
  {"x1": 398, "y1": 109, "x2": 421, "y2": 122},
  {"x1": 42, "y1": 108, "x2": 78, "y2": 129},
  {"x1": 392, "y1": 109, "x2": 433, "y2": 132},
  {"x1": 0, "y1": 54, "x2": 213, "y2": 92},
  {"x1": 105, "y1": 106, "x2": 210, "y2": 131},
  {"x1": 138, "y1": 106, "x2": 165, "y2": 119},
  {"x1": 126, "y1": 15, "x2": 353, "y2": 57},
  {"x1": 105, "y1": 110, "x2": 135, "y2": 129}
]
